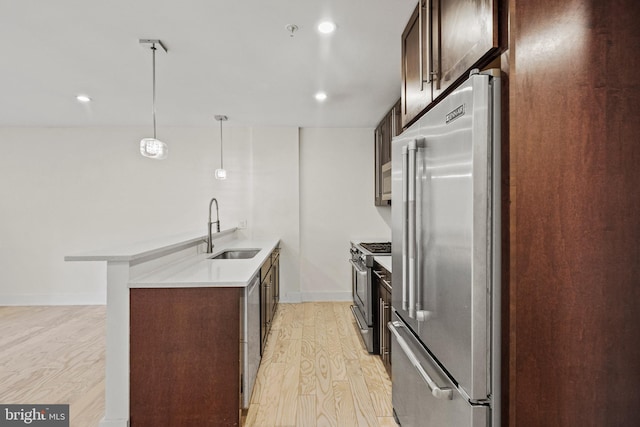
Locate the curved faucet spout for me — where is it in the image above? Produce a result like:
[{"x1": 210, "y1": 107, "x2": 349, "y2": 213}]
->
[{"x1": 207, "y1": 198, "x2": 220, "y2": 253}]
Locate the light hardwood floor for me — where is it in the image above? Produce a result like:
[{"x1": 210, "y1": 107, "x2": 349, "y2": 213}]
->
[
  {"x1": 0, "y1": 302, "x2": 393, "y2": 427},
  {"x1": 245, "y1": 302, "x2": 395, "y2": 427},
  {"x1": 0, "y1": 305, "x2": 106, "y2": 427}
]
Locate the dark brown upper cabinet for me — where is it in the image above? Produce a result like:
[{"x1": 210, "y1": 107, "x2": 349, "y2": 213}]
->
[
  {"x1": 401, "y1": 0, "x2": 501, "y2": 129},
  {"x1": 375, "y1": 99, "x2": 401, "y2": 206}
]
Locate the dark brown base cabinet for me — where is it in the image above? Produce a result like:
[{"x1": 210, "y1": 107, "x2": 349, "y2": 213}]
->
[
  {"x1": 130, "y1": 287, "x2": 242, "y2": 427},
  {"x1": 130, "y1": 247, "x2": 280, "y2": 426},
  {"x1": 260, "y1": 248, "x2": 280, "y2": 355},
  {"x1": 373, "y1": 265, "x2": 392, "y2": 377}
]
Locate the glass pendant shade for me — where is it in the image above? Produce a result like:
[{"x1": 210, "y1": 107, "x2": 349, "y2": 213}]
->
[
  {"x1": 215, "y1": 168, "x2": 227, "y2": 180},
  {"x1": 140, "y1": 138, "x2": 168, "y2": 159}
]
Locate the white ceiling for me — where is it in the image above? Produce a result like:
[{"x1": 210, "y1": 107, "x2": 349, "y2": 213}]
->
[{"x1": 0, "y1": 0, "x2": 416, "y2": 129}]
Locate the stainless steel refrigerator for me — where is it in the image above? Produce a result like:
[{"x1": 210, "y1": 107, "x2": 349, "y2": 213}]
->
[{"x1": 390, "y1": 70, "x2": 501, "y2": 427}]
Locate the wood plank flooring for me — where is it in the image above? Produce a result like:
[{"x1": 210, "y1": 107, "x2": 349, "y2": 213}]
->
[
  {"x1": 0, "y1": 305, "x2": 106, "y2": 427},
  {"x1": 0, "y1": 302, "x2": 393, "y2": 427},
  {"x1": 245, "y1": 302, "x2": 395, "y2": 427}
]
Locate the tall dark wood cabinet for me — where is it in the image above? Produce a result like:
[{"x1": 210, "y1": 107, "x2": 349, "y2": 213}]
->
[
  {"x1": 401, "y1": 0, "x2": 501, "y2": 128},
  {"x1": 503, "y1": 0, "x2": 640, "y2": 425}
]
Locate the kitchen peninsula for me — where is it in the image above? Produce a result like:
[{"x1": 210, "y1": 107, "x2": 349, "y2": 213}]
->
[{"x1": 66, "y1": 229, "x2": 280, "y2": 427}]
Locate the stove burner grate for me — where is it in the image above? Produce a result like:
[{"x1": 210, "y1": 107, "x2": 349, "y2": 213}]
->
[{"x1": 359, "y1": 242, "x2": 391, "y2": 254}]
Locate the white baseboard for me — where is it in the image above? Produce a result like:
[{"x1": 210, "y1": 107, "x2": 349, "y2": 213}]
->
[
  {"x1": 0, "y1": 292, "x2": 106, "y2": 306},
  {"x1": 99, "y1": 417, "x2": 128, "y2": 427},
  {"x1": 280, "y1": 292, "x2": 302, "y2": 303},
  {"x1": 298, "y1": 291, "x2": 352, "y2": 302}
]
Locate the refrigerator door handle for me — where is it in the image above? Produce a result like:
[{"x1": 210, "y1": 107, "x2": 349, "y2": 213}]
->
[
  {"x1": 388, "y1": 320, "x2": 453, "y2": 400},
  {"x1": 401, "y1": 145, "x2": 409, "y2": 312},
  {"x1": 414, "y1": 137, "x2": 425, "y2": 320},
  {"x1": 407, "y1": 140, "x2": 418, "y2": 319}
]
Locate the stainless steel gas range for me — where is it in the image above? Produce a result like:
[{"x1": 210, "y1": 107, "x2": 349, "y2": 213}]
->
[{"x1": 349, "y1": 240, "x2": 391, "y2": 353}]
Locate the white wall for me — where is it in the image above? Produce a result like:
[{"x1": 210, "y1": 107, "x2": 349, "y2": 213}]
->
[
  {"x1": 0, "y1": 126, "x2": 251, "y2": 304},
  {"x1": 299, "y1": 128, "x2": 391, "y2": 301},
  {"x1": 250, "y1": 127, "x2": 301, "y2": 302},
  {"x1": 0, "y1": 126, "x2": 389, "y2": 305}
]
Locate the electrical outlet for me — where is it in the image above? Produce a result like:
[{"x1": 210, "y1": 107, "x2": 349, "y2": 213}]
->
[{"x1": 238, "y1": 220, "x2": 247, "y2": 229}]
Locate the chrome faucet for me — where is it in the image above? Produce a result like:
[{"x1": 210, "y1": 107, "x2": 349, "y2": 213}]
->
[{"x1": 207, "y1": 197, "x2": 220, "y2": 253}]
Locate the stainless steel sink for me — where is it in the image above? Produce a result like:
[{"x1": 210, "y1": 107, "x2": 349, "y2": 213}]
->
[{"x1": 209, "y1": 249, "x2": 260, "y2": 260}]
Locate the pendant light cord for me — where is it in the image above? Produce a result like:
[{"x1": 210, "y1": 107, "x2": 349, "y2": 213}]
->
[
  {"x1": 151, "y1": 44, "x2": 157, "y2": 140},
  {"x1": 219, "y1": 119, "x2": 224, "y2": 169}
]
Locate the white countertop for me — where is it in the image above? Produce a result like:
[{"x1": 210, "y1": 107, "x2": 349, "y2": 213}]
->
[
  {"x1": 374, "y1": 256, "x2": 392, "y2": 273},
  {"x1": 65, "y1": 228, "x2": 237, "y2": 262},
  {"x1": 129, "y1": 238, "x2": 280, "y2": 288}
]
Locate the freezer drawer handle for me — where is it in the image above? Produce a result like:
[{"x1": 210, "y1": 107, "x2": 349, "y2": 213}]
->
[{"x1": 388, "y1": 320, "x2": 453, "y2": 400}]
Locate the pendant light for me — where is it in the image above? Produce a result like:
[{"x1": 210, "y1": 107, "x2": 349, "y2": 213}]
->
[
  {"x1": 139, "y1": 39, "x2": 168, "y2": 160},
  {"x1": 214, "y1": 115, "x2": 228, "y2": 180}
]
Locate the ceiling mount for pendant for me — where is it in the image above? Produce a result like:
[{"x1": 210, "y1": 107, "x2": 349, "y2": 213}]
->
[
  {"x1": 215, "y1": 115, "x2": 228, "y2": 180},
  {"x1": 285, "y1": 24, "x2": 299, "y2": 37},
  {"x1": 139, "y1": 39, "x2": 168, "y2": 160},
  {"x1": 139, "y1": 39, "x2": 168, "y2": 53}
]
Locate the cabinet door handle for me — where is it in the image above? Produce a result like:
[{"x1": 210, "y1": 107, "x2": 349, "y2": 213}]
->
[
  {"x1": 379, "y1": 298, "x2": 385, "y2": 354},
  {"x1": 419, "y1": 0, "x2": 432, "y2": 91},
  {"x1": 382, "y1": 302, "x2": 389, "y2": 356}
]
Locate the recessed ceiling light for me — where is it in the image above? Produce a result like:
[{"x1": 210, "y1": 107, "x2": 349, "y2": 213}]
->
[
  {"x1": 76, "y1": 95, "x2": 91, "y2": 103},
  {"x1": 317, "y1": 21, "x2": 336, "y2": 34},
  {"x1": 315, "y1": 92, "x2": 327, "y2": 102}
]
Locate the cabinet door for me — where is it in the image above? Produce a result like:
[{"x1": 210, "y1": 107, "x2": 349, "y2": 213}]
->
[
  {"x1": 433, "y1": 0, "x2": 500, "y2": 100},
  {"x1": 401, "y1": 0, "x2": 433, "y2": 128},
  {"x1": 271, "y1": 252, "x2": 279, "y2": 315},
  {"x1": 260, "y1": 270, "x2": 272, "y2": 355},
  {"x1": 401, "y1": 0, "x2": 501, "y2": 129},
  {"x1": 392, "y1": 99, "x2": 402, "y2": 137},
  {"x1": 374, "y1": 126, "x2": 384, "y2": 206},
  {"x1": 382, "y1": 286, "x2": 392, "y2": 377},
  {"x1": 375, "y1": 102, "x2": 398, "y2": 206},
  {"x1": 380, "y1": 112, "x2": 392, "y2": 165}
]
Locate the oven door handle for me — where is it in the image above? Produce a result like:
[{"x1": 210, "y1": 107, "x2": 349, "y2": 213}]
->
[
  {"x1": 350, "y1": 305, "x2": 368, "y2": 332},
  {"x1": 349, "y1": 259, "x2": 367, "y2": 274}
]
